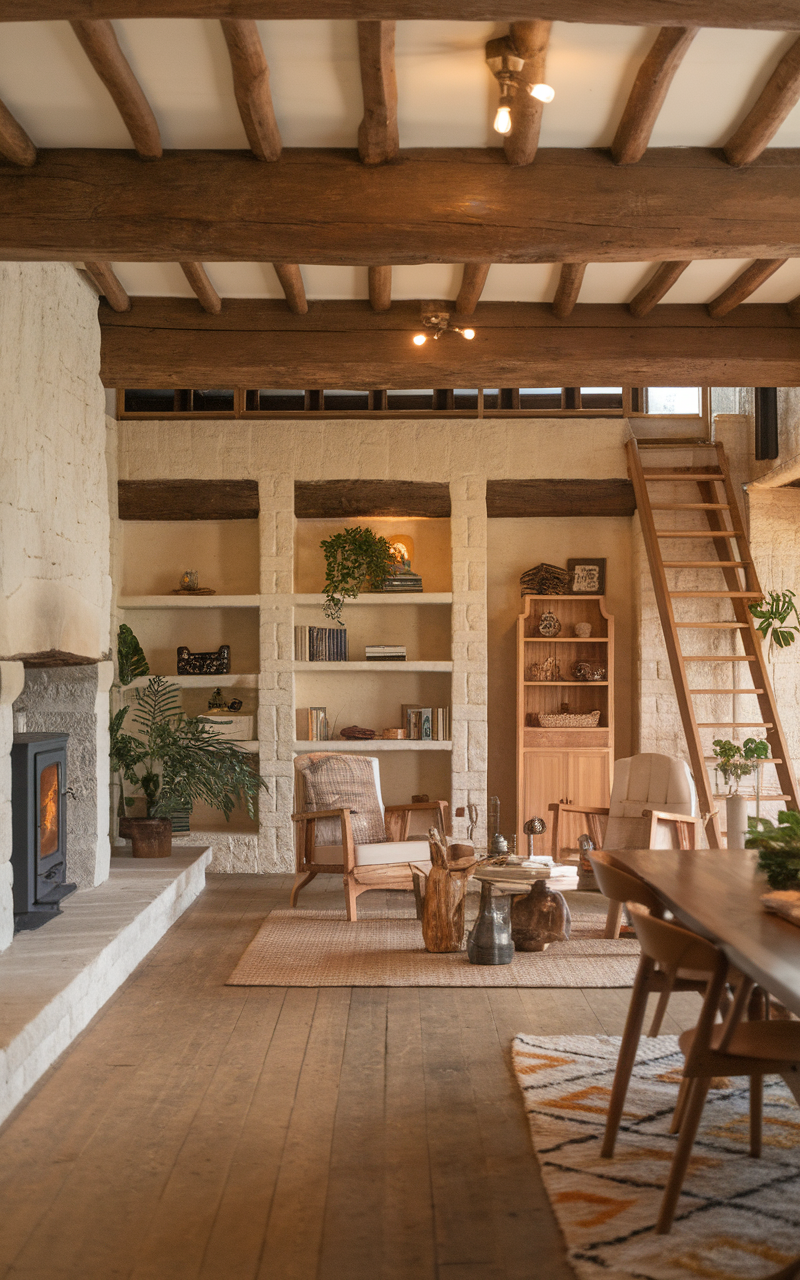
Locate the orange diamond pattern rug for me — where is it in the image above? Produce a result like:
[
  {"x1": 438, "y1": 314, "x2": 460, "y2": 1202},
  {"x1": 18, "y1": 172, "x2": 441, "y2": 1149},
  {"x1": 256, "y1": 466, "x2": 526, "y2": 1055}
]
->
[{"x1": 512, "y1": 1033, "x2": 800, "y2": 1280}]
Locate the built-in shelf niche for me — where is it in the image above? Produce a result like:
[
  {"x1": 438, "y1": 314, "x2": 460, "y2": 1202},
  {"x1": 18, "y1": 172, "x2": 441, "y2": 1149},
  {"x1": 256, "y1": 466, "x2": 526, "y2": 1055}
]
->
[
  {"x1": 118, "y1": 605, "x2": 260, "y2": 676},
  {"x1": 293, "y1": 517, "x2": 452, "y2": 595},
  {"x1": 120, "y1": 519, "x2": 260, "y2": 596}
]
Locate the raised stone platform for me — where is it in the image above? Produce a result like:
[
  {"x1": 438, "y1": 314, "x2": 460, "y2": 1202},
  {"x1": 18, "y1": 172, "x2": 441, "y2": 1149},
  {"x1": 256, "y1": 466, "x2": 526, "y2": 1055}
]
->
[{"x1": 0, "y1": 847, "x2": 211, "y2": 1127}]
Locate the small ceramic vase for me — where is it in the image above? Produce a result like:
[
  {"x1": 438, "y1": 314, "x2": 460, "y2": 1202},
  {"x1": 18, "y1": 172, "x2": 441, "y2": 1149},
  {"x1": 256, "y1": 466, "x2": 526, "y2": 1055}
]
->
[
  {"x1": 538, "y1": 611, "x2": 562, "y2": 638},
  {"x1": 574, "y1": 622, "x2": 592, "y2": 638}
]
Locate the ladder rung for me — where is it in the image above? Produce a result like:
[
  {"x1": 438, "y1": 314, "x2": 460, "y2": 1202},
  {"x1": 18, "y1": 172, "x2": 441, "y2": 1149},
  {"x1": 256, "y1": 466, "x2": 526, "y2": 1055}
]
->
[
  {"x1": 651, "y1": 503, "x2": 730, "y2": 510},
  {"x1": 697, "y1": 722, "x2": 773, "y2": 728},
  {"x1": 670, "y1": 591, "x2": 762, "y2": 598},
  {"x1": 663, "y1": 561, "x2": 747, "y2": 568},
  {"x1": 656, "y1": 531, "x2": 744, "y2": 538},
  {"x1": 690, "y1": 688, "x2": 766, "y2": 694},
  {"x1": 643, "y1": 471, "x2": 724, "y2": 480},
  {"x1": 705, "y1": 756, "x2": 782, "y2": 764},
  {"x1": 675, "y1": 622, "x2": 748, "y2": 629},
  {"x1": 683, "y1": 655, "x2": 757, "y2": 661},
  {"x1": 637, "y1": 437, "x2": 715, "y2": 448}
]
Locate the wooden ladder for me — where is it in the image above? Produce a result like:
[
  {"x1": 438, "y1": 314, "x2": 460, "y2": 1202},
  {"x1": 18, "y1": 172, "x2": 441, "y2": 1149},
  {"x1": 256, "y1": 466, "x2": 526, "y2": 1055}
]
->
[{"x1": 626, "y1": 437, "x2": 799, "y2": 848}]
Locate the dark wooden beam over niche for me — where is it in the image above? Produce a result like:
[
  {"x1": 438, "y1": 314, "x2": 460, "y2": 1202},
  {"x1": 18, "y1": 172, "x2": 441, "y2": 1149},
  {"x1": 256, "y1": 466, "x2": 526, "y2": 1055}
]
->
[
  {"x1": 7, "y1": 148, "x2": 800, "y2": 263},
  {"x1": 118, "y1": 479, "x2": 259, "y2": 519},
  {"x1": 295, "y1": 480, "x2": 451, "y2": 518},
  {"x1": 2, "y1": 3, "x2": 797, "y2": 27},
  {"x1": 487, "y1": 479, "x2": 636, "y2": 518},
  {"x1": 101, "y1": 300, "x2": 800, "y2": 387}
]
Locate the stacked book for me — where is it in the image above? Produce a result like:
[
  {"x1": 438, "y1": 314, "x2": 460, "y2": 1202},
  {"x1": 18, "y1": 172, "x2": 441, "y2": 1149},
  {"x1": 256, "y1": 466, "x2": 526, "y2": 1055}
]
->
[
  {"x1": 294, "y1": 626, "x2": 348, "y2": 661},
  {"x1": 402, "y1": 704, "x2": 452, "y2": 741},
  {"x1": 365, "y1": 644, "x2": 406, "y2": 662},
  {"x1": 303, "y1": 707, "x2": 328, "y2": 741}
]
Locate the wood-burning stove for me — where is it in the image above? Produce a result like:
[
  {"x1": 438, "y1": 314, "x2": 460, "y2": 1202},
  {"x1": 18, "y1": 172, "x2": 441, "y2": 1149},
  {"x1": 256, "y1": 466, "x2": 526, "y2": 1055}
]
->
[{"x1": 11, "y1": 733, "x2": 76, "y2": 931}]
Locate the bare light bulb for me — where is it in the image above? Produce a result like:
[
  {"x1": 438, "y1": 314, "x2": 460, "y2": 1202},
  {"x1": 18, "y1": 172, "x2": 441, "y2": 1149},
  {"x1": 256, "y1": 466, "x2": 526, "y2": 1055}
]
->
[
  {"x1": 413, "y1": 333, "x2": 427, "y2": 346},
  {"x1": 462, "y1": 328, "x2": 475, "y2": 340},
  {"x1": 528, "y1": 82, "x2": 555, "y2": 103},
  {"x1": 493, "y1": 104, "x2": 512, "y2": 135}
]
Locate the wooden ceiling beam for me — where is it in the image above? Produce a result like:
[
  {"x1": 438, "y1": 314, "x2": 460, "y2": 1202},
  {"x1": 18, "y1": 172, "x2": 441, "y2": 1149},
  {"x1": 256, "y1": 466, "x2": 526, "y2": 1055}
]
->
[
  {"x1": 629, "y1": 260, "x2": 691, "y2": 316},
  {"x1": 70, "y1": 19, "x2": 161, "y2": 159},
  {"x1": 368, "y1": 264, "x2": 392, "y2": 311},
  {"x1": 0, "y1": 97, "x2": 36, "y2": 167},
  {"x1": 99, "y1": 298, "x2": 800, "y2": 388},
  {"x1": 612, "y1": 26, "x2": 697, "y2": 165},
  {"x1": 456, "y1": 263, "x2": 491, "y2": 315},
  {"x1": 724, "y1": 35, "x2": 800, "y2": 167},
  {"x1": 503, "y1": 20, "x2": 551, "y2": 168},
  {"x1": 273, "y1": 262, "x2": 308, "y2": 313},
  {"x1": 552, "y1": 262, "x2": 586, "y2": 318},
  {"x1": 10, "y1": 148, "x2": 800, "y2": 263},
  {"x1": 707, "y1": 257, "x2": 788, "y2": 316},
  {"x1": 4, "y1": 4, "x2": 800, "y2": 27},
  {"x1": 357, "y1": 20, "x2": 398, "y2": 165},
  {"x1": 84, "y1": 261, "x2": 130, "y2": 311},
  {"x1": 220, "y1": 18, "x2": 280, "y2": 161},
  {"x1": 179, "y1": 261, "x2": 222, "y2": 314}
]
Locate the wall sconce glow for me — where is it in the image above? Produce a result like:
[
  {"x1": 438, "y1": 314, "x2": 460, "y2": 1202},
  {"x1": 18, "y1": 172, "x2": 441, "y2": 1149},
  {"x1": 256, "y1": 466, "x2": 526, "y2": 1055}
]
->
[
  {"x1": 493, "y1": 105, "x2": 512, "y2": 135},
  {"x1": 528, "y1": 82, "x2": 555, "y2": 103},
  {"x1": 462, "y1": 328, "x2": 475, "y2": 341},
  {"x1": 412, "y1": 333, "x2": 427, "y2": 346}
]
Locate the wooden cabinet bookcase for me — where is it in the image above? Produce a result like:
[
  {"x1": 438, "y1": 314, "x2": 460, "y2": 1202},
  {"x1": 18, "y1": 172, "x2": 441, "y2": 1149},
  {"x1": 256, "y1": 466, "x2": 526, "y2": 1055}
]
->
[{"x1": 516, "y1": 595, "x2": 614, "y2": 858}]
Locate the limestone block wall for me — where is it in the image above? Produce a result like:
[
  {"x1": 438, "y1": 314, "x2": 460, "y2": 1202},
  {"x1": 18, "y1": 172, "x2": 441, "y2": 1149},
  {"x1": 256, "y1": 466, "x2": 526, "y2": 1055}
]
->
[{"x1": 450, "y1": 476, "x2": 488, "y2": 849}]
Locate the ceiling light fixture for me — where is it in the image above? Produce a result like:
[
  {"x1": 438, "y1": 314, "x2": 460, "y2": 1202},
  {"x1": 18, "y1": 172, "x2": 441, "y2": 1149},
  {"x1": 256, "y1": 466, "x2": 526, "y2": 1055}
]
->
[
  {"x1": 412, "y1": 313, "x2": 477, "y2": 346},
  {"x1": 486, "y1": 37, "x2": 554, "y2": 135}
]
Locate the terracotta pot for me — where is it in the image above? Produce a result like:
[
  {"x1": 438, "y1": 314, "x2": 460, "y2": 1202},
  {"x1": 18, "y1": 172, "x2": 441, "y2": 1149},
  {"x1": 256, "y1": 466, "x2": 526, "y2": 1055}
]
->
[{"x1": 128, "y1": 817, "x2": 173, "y2": 859}]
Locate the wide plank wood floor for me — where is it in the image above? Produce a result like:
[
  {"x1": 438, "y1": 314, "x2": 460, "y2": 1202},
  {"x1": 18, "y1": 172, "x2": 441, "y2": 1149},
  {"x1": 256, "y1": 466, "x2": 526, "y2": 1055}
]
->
[{"x1": 0, "y1": 873, "x2": 702, "y2": 1280}]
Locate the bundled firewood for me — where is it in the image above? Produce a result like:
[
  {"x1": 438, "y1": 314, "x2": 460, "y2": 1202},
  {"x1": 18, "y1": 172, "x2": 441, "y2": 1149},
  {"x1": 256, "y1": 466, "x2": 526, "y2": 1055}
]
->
[{"x1": 520, "y1": 563, "x2": 571, "y2": 596}]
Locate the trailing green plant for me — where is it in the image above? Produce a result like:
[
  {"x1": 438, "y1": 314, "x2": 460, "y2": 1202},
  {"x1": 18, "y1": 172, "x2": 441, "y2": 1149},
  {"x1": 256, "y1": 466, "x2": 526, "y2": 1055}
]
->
[
  {"x1": 320, "y1": 525, "x2": 398, "y2": 624},
  {"x1": 117, "y1": 623, "x2": 150, "y2": 686},
  {"x1": 712, "y1": 737, "x2": 770, "y2": 794},
  {"x1": 749, "y1": 589, "x2": 800, "y2": 660},
  {"x1": 746, "y1": 809, "x2": 800, "y2": 890},
  {"x1": 110, "y1": 676, "x2": 268, "y2": 820}
]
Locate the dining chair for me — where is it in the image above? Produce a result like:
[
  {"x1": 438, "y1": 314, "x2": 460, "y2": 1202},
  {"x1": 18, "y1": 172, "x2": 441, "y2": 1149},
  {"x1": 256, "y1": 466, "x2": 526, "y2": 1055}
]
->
[
  {"x1": 589, "y1": 853, "x2": 711, "y2": 1160},
  {"x1": 627, "y1": 903, "x2": 800, "y2": 1235}
]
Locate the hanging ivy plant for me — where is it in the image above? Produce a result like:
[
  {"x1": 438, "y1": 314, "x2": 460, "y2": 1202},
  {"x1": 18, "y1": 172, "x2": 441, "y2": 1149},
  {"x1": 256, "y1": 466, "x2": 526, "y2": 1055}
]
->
[{"x1": 321, "y1": 526, "x2": 398, "y2": 624}]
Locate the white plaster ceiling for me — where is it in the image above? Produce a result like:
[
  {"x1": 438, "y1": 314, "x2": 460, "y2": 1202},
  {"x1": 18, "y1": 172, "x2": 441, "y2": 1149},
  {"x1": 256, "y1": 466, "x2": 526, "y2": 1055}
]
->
[{"x1": 3, "y1": 19, "x2": 800, "y2": 304}]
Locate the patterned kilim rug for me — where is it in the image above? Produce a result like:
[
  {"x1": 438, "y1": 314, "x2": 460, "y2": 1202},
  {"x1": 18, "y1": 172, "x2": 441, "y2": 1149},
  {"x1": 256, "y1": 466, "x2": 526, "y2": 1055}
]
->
[
  {"x1": 512, "y1": 1033, "x2": 800, "y2": 1279},
  {"x1": 226, "y1": 908, "x2": 640, "y2": 987}
]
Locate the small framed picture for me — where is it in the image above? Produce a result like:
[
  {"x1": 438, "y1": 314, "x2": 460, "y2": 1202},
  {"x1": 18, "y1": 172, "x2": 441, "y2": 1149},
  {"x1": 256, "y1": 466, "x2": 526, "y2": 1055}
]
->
[{"x1": 568, "y1": 558, "x2": 606, "y2": 595}]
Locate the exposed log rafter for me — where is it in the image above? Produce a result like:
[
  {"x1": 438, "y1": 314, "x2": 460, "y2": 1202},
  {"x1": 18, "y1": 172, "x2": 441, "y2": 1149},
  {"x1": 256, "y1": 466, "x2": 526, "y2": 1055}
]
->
[
  {"x1": 456, "y1": 263, "x2": 491, "y2": 315},
  {"x1": 552, "y1": 262, "x2": 587, "y2": 318},
  {"x1": 707, "y1": 257, "x2": 788, "y2": 316},
  {"x1": 220, "y1": 18, "x2": 281, "y2": 161},
  {"x1": 368, "y1": 264, "x2": 392, "y2": 312},
  {"x1": 70, "y1": 19, "x2": 161, "y2": 159},
  {"x1": 179, "y1": 261, "x2": 222, "y2": 314},
  {"x1": 357, "y1": 20, "x2": 398, "y2": 165},
  {"x1": 84, "y1": 261, "x2": 131, "y2": 312},
  {"x1": 274, "y1": 262, "x2": 308, "y2": 314},
  {"x1": 612, "y1": 25, "x2": 697, "y2": 164},
  {"x1": 0, "y1": 98, "x2": 36, "y2": 167},
  {"x1": 504, "y1": 20, "x2": 552, "y2": 168},
  {"x1": 629, "y1": 260, "x2": 691, "y2": 316},
  {"x1": 724, "y1": 34, "x2": 800, "y2": 166}
]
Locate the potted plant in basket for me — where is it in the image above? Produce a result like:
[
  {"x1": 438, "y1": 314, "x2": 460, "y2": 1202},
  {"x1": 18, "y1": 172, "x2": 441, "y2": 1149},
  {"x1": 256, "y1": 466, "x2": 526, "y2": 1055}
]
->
[
  {"x1": 746, "y1": 810, "x2": 800, "y2": 890},
  {"x1": 712, "y1": 738, "x2": 770, "y2": 847},
  {"x1": 110, "y1": 676, "x2": 268, "y2": 858},
  {"x1": 321, "y1": 526, "x2": 399, "y2": 624}
]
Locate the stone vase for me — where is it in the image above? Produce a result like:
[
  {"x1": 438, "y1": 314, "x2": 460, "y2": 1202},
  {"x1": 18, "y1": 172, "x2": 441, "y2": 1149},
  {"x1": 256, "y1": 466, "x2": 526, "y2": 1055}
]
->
[
  {"x1": 466, "y1": 882, "x2": 514, "y2": 965},
  {"x1": 511, "y1": 880, "x2": 572, "y2": 952},
  {"x1": 726, "y1": 793, "x2": 749, "y2": 850},
  {"x1": 129, "y1": 818, "x2": 173, "y2": 858}
]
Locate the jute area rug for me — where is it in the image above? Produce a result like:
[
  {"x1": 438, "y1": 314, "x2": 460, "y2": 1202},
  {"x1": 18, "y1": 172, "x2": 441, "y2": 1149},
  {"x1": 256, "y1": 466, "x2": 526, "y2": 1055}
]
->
[
  {"x1": 512, "y1": 1032, "x2": 800, "y2": 1280},
  {"x1": 226, "y1": 901, "x2": 639, "y2": 988}
]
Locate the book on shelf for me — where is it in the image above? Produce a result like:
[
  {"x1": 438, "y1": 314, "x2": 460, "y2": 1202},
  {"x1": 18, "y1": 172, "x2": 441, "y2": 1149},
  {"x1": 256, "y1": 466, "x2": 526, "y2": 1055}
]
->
[
  {"x1": 365, "y1": 644, "x2": 407, "y2": 661},
  {"x1": 294, "y1": 626, "x2": 348, "y2": 662},
  {"x1": 401, "y1": 703, "x2": 451, "y2": 741},
  {"x1": 297, "y1": 707, "x2": 329, "y2": 741}
]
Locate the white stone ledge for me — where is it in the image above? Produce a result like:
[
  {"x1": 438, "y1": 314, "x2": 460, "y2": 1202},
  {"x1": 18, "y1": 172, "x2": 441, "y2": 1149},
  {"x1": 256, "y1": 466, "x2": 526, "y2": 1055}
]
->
[{"x1": 0, "y1": 847, "x2": 210, "y2": 1127}]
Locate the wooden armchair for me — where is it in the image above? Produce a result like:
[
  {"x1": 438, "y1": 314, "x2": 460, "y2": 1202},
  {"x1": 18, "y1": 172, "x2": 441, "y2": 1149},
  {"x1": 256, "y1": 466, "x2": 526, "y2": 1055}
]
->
[{"x1": 291, "y1": 752, "x2": 450, "y2": 920}]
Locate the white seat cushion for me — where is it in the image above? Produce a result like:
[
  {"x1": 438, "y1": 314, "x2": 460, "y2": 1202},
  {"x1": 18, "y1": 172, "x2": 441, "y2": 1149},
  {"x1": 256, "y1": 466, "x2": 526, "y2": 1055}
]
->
[{"x1": 311, "y1": 840, "x2": 432, "y2": 867}]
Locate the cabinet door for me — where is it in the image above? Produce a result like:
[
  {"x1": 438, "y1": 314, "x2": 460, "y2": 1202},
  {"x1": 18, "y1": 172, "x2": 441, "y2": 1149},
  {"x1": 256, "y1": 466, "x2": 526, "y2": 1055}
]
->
[
  {"x1": 560, "y1": 752, "x2": 611, "y2": 852},
  {"x1": 521, "y1": 751, "x2": 567, "y2": 856}
]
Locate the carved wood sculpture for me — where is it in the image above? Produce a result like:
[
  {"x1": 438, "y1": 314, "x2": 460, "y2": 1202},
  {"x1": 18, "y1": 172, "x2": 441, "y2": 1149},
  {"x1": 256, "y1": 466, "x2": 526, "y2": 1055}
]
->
[
  {"x1": 412, "y1": 830, "x2": 476, "y2": 954},
  {"x1": 510, "y1": 879, "x2": 571, "y2": 952}
]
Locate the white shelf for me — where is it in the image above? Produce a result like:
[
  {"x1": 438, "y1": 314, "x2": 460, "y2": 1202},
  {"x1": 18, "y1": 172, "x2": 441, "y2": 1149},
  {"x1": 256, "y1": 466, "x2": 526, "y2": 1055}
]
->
[
  {"x1": 124, "y1": 674, "x2": 260, "y2": 688},
  {"x1": 293, "y1": 739, "x2": 453, "y2": 752},
  {"x1": 118, "y1": 596, "x2": 260, "y2": 608},
  {"x1": 292, "y1": 593, "x2": 452, "y2": 606},
  {"x1": 293, "y1": 660, "x2": 452, "y2": 672}
]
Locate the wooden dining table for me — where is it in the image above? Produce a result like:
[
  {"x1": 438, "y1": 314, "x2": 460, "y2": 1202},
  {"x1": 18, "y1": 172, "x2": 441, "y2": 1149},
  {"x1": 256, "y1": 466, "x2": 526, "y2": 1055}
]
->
[{"x1": 607, "y1": 846, "x2": 800, "y2": 1280}]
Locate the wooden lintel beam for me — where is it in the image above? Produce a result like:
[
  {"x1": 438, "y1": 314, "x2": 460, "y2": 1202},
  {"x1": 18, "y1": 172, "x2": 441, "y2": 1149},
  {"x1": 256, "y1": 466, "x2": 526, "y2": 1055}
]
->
[
  {"x1": 70, "y1": 19, "x2": 161, "y2": 159},
  {"x1": 119, "y1": 479, "x2": 259, "y2": 519},
  {"x1": 296, "y1": 480, "x2": 451, "y2": 518},
  {"x1": 179, "y1": 261, "x2": 222, "y2": 314},
  {"x1": 368, "y1": 264, "x2": 392, "y2": 312},
  {"x1": 504, "y1": 20, "x2": 552, "y2": 168},
  {"x1": 84, "y1": 261, "x2": 130, "y2": 311},
  {"x1": 357, "y1": 20, "x2": 398, "y2": 165},
  {"x1": 612, "y1": 26, "x2": 697, "y2": 165},
  {"x1": 456, "y1": 263, "x2": 491, "y2": 315},
  {"x1": 220, "y1": 18, "x2": 280, "y2": 161},
  {"x1": 707, "y1": 257, "x2": 789, "y2": 316},
  {"x1": 724, "y1": 35, "x2": 800, "y2": 167},
  {"x1": 629, "y1": 260, "x2": 691, "y2": 316},
  {"x1": 487, "y1": 478, "x2": 635, "y2": 517},
  {"x1": 9, "y1": 149, "x2": 800, "y2": 264},
  {"x1": 0, "y1": 97, "x2": 36, "y2": 167},
  {"x1": 99, "y1": 298, "x2": 800, "y2": 388},
  {"x1": 552, "y1": 262, "x2": 587, "y2": 318},
  {"x1": 273, "y1": 262, "x2": 308, "y2": 314},
  {"x1": 3, "y1": 4, "x2": 799, "y2": 27}
]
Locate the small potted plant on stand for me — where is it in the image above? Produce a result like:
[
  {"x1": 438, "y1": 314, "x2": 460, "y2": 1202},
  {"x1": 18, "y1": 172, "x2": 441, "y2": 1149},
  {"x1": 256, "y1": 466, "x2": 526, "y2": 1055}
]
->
[
  {"x1": 320, "y1": 525, "x2": 398, "y2": 623},
  {"x1": 110, "y1": 676, "x2": 268, "y2": 857},
  {"x1": 746, "y1": 810, "x2": 800, "y2": 890},
  {"x1": 712, "y1": 737, "x2": 770, "y2": 848}
]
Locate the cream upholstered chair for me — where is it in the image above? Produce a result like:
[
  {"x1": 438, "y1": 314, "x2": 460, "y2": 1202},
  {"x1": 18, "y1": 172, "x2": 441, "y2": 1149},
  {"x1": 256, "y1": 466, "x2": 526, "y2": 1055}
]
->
[
  {"x1": 549, "y1": 753, "x2": 701, "y2": 937},
  {"x1": 290, "y1": 752, "x2": 450, "y2": 920}
]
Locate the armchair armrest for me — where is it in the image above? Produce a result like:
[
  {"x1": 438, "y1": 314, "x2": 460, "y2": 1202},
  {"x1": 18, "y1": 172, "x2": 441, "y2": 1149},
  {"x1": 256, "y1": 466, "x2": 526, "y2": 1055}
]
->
[
  {"x1": 291, "y1": 808, "x2": 355, "y2": 822},
  {"x1": 291, "y1": 807, "x2": 356, "y2": 871},
  {"x1": 548, "y1": 802, "x2": 609, "y2": 860},
  {"x1": 642, "y1": 809, "x2": 700, "y2": 825},
  {"x1": 384, "y1": 799, "x2": 451, "y2": 841},
  {"x1": 547, "y1": 803, "x2": 610, "y2": 817}
]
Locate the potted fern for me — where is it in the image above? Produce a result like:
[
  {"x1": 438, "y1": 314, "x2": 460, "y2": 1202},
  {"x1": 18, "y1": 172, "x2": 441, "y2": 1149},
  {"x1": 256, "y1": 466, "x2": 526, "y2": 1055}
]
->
[
  {"x1": 110, "y1": 676, "x2": 268, "y2": 857},
  {"x1": 321, "y1": 526, "x2": 398, "y2": 623}
]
